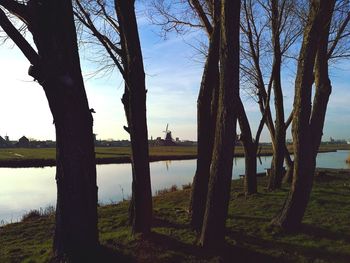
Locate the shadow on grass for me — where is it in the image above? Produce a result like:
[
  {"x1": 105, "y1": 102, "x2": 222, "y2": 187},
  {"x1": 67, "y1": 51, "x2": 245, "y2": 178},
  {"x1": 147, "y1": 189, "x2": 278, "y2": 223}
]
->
[
  {"x1": 146, "y1": 231, "x2": 279, "y2": 263},
  {"x1": 313, "y1": 189, "x2": 350, "y2": 198},
  {"x1": 315, "y1": 198, "x2": 350, "y2": 207},
  {"x1": 96, "y1": 245, "x2": 134, "y2": 262},
  {"x1": 301, "y1": 224, "x2": 350, "y2": 243},
  {"x1": 49, "y1": 245, "x2": 135, "y2": 263},
  {"x1": 152, "y1": 216, "x2": 190, "y2": 230},
  {"x1": 231, "y1": 214, "x2": 271, "y2": 223},
  {"x1": 227, "y1": 227, "x2": 350, "y2": 263}
]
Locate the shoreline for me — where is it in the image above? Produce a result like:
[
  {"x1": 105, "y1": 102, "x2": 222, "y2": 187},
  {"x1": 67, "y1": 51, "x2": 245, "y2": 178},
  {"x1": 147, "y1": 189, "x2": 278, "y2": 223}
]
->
[
  {"x1": 1, "y1": 168, "x2": 350, "y2": 262},
  {"x1": 0, "y1": 148, "x2": 338, "y2": 168}
]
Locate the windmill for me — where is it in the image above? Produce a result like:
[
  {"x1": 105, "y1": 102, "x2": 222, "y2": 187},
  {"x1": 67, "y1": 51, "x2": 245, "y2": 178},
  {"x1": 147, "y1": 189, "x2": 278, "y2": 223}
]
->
[{"x1": 163, "y1": 124, "x2": 174, "y2": 145}]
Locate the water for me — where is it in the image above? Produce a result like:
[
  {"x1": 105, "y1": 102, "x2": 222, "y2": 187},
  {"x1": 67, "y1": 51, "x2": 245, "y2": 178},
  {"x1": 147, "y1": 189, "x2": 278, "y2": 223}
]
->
[{"x1": 1, "y1": 150, "x2": 349, "y2": 224}]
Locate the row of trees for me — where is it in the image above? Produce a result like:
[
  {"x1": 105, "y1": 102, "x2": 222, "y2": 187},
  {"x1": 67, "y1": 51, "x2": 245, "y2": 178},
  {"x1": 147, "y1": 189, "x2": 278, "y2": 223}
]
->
[
  {"x1": 0, "y1": 0, "x2": 345, "y2": 260},
  {"x1": 149, "y1": 0, "x2": 344, "y2": 245}
]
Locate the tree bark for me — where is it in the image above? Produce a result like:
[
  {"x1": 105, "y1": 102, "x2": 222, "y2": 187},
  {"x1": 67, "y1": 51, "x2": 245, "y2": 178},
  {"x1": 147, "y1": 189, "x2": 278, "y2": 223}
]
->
[
  {"x1": 271, "y1": 0, "x2": 335, "y2": 231},
  {"x1": 199, "y1": 0, "x2": 240, "y2": 248},
  {"x1": 189, "y1": 2, "x2": 220, "y2": 232},
  {"x1": 20, "y1": 0, "x2": 99, "y2": 259},
  {"x1": 237, "y1": 99, "x2": 257, "y2": 195},
  {"x1": 115, "y1": 0, "x2": 153, "y2": 234},
  {"x1": 310, "y1": 20, "x2": 333, "y2": 157},
  {"x1": 267, "y1": 0, "x2": 286, "y2": 191},
  {"x1": 283, "y1": 144, "x2": 294, "y2": 183}
]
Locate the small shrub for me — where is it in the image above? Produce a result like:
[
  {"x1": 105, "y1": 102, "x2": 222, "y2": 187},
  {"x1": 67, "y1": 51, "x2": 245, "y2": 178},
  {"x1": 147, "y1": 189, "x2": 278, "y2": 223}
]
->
[
  {"x1": 21, "y1": 205, "x2": 55, "y2": 222},
  {"x1": 21, "y1": 210, "x2": 41, "y2": 222},
  {"x1": 346, "y1": 155, "x2": 350, "y2": 163},
  {"x1": 155, "y1": 185, "x2": 178, "y2": 196},
  {"x1": 182, "y1": 183, "x2": 192, "y2": 190},
  {"x1": 42, "y1": 205, "x2": 55, "y2": 216}
]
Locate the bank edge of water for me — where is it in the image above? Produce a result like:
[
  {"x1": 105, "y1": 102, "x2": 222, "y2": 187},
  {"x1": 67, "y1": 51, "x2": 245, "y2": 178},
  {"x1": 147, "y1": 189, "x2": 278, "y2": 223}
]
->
[
  {"x1": 0, "y1": 149, "x2": 338, "y2": 168},
  {"x1": 1, "y1": 168, "x2": 350, "y2": 263}
]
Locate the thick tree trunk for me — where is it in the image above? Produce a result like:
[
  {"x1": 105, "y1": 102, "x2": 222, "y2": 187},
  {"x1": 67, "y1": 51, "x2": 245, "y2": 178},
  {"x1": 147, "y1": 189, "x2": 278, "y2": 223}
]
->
[
  {"x1": 271, "y1": 0, "x2": 335, "y2": 231},
  {"x1": 115, "y1": 0, "x2": 153, "y2": 234},
  {"x1": 237, "y1": 99, "x2": 257, "y2": 195},
  {"x1": 189, "y1": 6, "x2": 220, "y2": 232},
  {"x1": 199, "y1": 0, "x2": 240, "y2": 248},
  {"x1": 310, "y1": 30, "x2": 333, "y2": 157},
  {"x1": 24, "y1": 0, "x2": 99, "y2": 259},
  {"x1": 52, "y1": 87, "x2": 98, "y2": 260},
  {"x1": 267, "y1": 0, "x2": 286, "y2": 191}
]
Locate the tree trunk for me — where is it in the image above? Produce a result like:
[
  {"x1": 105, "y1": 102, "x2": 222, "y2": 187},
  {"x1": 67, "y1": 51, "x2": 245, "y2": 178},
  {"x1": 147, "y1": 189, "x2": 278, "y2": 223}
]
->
[
  {"x1": 199, "y1": 0, "x2": 240, "y2": 248},
  {"x1": 237, "y1": 99, "x2": 257, "y2": 195},
  {"x1": 271, "y1": 0, "x2": 335, "y2": 231},
  {"x1": 189, "y1": 4, "x2": 220, "y2": 232},
  {"x1": 267, "y1": 0, "x2": 286, "y2": 191},
  {"x1": 23, "y1": 0, "x2": 99, "y2": 259},
  {"x1": 283, "y1": 145, "x2": 294, "y2": 183},
  {"x1": 310, "y1": 23, "x2": 333, "y2": 157},
  {"x1": 115, "y1": 0, "x2": 153, "y2": 234}
]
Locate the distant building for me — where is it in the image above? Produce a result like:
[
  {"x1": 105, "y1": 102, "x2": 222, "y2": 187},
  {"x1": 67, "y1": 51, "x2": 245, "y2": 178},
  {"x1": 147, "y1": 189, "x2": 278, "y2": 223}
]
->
[
  {"x1": 0, "y1": 136, "x2": 8, "y2": 148},
  {"x1": 18, "y1": 136, "x2": 30, "y2": 148}
]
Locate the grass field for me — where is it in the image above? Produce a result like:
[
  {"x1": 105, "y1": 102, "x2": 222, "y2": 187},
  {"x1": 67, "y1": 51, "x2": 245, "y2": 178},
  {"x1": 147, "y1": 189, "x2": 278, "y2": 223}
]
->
[
  {"x1": 0, "y1": 144, "x2": 348, "y2": 166},
  {"x1": 1, "y1": 169, "x2": 350, "y2": 262}
]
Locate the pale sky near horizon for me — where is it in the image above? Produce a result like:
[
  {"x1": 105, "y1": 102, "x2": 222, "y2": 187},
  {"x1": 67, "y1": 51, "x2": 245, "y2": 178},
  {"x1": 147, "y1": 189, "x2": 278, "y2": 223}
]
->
[{"x1": 0, "y1": 6, "x2": 350, "y2": 143}]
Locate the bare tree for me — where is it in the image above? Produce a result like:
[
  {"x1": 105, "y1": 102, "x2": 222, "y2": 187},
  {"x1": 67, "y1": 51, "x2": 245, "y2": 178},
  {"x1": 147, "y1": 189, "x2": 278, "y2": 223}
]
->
[
  {"x1": 271, "y1": 0, "x2": 335, "y2": 231},
  {"x1": 0, "y1": 0, "x2": 98, "y2": 260},
  {"x1": 281, "y1": 0, "x2": 350, "y2": 184},
  {"x1": 73, "y1": 0, "x2": 153, "y2": 234},
  {"x1": 148, "y1": 0, "x2": 223, "y2": 231},
  {"x1": 199, "y1": 0, "x2": 240, "y2": 248},
  {"x1": 240, "y1": 0, "x2": 302, "y2": 191},
  {"x1": 115, "y1": 0, "x2": 153, "y2": 234},
  {"x1": 188, "y1": 0, "x2": 220, "y2": 232},
  {"x1": 149, "y1": 1, "x2": 260, "y2": 224}
]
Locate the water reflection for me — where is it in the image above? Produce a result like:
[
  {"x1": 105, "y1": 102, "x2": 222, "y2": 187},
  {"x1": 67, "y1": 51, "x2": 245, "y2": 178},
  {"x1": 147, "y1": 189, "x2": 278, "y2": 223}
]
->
[
  {"x1": 1, "y1": 150, "x2": 349, "y2": 223},
  {"x1": 164, "y1": 160, "x2": 172, "y2": 171}
]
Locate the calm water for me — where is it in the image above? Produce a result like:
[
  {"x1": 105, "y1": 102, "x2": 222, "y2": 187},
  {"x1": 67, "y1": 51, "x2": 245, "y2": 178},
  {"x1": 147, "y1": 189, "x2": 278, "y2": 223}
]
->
[{"x1": 1, "y1": 150, "x2": 349, "y2": 223}]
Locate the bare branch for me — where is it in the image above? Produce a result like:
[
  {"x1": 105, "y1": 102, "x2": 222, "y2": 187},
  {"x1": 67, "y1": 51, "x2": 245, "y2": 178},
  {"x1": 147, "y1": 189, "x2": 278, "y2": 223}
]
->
[
  {"x1": 147, "y1": 0, "x2": 204, "y2": 38},
  {"x1": 285, "y1": 110, "x2": 293, "y2": 130},
  {"x1": 0, "y1": 0, "x2": 29, "y2": 24},
  {"x1": 0, "y1": 6, "x2": 39, "y2": 65},
  {"x1": 328, "y1": 11, "x2": 350, "y2": 59},
  {"x1": 74, "y1": 0, "x2": 125, "y2": 78},
  {"x1": 189, "y1": 0, "x2": 212, "y2": 35}
]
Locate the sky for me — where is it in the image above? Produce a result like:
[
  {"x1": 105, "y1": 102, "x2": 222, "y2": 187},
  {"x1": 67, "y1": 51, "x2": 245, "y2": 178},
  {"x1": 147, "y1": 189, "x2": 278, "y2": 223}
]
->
[{"x1": 0, "y1": 6, "x2": 350, "y2": 143}]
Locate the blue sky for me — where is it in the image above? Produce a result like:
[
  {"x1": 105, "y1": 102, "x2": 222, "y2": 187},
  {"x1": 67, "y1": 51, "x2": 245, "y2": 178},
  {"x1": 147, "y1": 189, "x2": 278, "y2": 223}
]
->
[{"x1": 0, "y1": 6, "x2": 349, "y2": 142}]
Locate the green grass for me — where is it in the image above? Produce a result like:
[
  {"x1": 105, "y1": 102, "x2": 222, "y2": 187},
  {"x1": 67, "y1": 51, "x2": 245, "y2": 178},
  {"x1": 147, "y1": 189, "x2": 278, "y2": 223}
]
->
[
  {"x1": 0, "y1": 144, "x2": 347, "y2": 164},
  {"x1": 0, "y1": 148, "x2": 56, "y2": 160},
  {"x1": 0, "y1": 146, "x2": 197, "y2": 162},
  {"x1": 1, "y1": 169, "x2": 350, "y2": 262}
]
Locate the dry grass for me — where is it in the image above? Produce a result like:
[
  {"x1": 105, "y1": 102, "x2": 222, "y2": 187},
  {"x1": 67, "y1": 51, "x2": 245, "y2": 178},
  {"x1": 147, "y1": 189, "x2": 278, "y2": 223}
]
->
[
  {"x1": 155, "y1": 185, "x2": 178, "y2": 196},
  {"x1": 346, "y1": 155, "x2": 350, "y2": 163}
]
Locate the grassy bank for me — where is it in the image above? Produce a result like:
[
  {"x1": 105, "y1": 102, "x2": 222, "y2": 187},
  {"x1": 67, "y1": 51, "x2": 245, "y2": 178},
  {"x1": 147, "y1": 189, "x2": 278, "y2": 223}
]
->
[
  {"x1": 1, "y1": 169, "x2": 350, "y2": 262},
  {"x1": 0, "y1": 144, "x2": 348, "y2": 167}
]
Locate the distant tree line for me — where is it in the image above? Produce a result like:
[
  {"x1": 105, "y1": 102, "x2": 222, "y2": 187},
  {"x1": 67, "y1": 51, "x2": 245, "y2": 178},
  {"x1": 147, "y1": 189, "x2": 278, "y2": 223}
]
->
[{"x1": 0, "y1": 0, "x2": 344, "y2": 261}]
